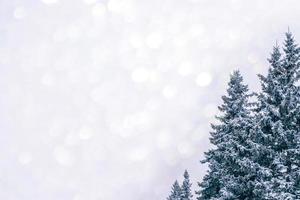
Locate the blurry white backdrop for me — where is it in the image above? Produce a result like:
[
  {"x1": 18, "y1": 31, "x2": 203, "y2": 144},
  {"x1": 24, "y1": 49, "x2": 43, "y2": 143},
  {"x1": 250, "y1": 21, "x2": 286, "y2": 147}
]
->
[{"x1": 1, "y1": 0, "x2": 300, "y2": 199}]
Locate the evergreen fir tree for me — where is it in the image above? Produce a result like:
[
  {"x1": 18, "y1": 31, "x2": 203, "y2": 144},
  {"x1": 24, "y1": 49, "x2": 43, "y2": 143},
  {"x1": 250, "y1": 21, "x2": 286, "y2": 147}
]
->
[
  {"x1": 167, "y1": 180, "x2": 182, "y2": 200},
  {"x1": 196, "y1": 70, "x2": 256, "y2": 199},
  {"x1": 253, "y1": 31, "x2": 300, "y2": 199},
  {"x1": 167, "y1": 30, "x2": 300, "y2": 200},
  {"x1": 181, "y1": 170, "x2": 193, "y2": 200}
]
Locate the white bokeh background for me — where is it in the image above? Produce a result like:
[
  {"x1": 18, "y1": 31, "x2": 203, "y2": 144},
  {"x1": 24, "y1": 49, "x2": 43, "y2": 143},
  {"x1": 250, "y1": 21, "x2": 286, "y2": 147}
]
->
[{"x1": 1, "y1": 0, "x2": 300, "y2": 199}]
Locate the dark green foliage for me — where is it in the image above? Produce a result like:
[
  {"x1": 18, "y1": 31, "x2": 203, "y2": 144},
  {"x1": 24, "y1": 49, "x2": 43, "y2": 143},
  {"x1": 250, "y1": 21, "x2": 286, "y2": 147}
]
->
[
  {"x1": 197, "y1": 31, "x2": 300, "y2": 200},
  {"x1": 167, "y1": 31, "x2": 300, "y2": 200},
  {"x1": 167, "y1": 180, "x2": 182, "y2": 200},
  {"x1": 253, "y1": 31, "x2": 300, "y2": 199},
  {"x1": 167, "y1": 170, "x2": 193, "y2": 200},
  {"x1": 181, "y1": 170, "x2": 193, "y2": 200},
  {"x1": 196, "y1": 70, "x2": 256, "y2": 199}
]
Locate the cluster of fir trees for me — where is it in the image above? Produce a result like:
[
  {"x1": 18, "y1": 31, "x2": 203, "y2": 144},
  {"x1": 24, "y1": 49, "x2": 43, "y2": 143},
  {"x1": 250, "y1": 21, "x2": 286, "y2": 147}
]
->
[
  {"x1": 166, "y1": 31, "x2": 300, "y2": 200},
  {"x1": 167, "y1": 170, "x2": 193, "y2": 200}
]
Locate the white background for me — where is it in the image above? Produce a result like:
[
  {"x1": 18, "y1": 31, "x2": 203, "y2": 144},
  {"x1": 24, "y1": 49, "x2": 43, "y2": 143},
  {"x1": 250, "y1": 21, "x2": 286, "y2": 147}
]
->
[{"x1": 0, "y1": 0, "x2": 300, "y2": 199}]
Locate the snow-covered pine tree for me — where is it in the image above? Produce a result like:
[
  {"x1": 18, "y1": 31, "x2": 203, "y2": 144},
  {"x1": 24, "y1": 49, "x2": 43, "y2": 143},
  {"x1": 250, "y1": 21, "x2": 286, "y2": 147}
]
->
[
  {"x1": 181, "y1": 170, "x2": 193, "y2": 200},
  {"x1": 167, "y1": 180, "x2": 182, "y2": 200},
  {"x1": 196, "y1": 70, "x2": 255, "y2": 199},
  {"x1": 253, "y1": 31, "x2": 300, "y2": 199}
]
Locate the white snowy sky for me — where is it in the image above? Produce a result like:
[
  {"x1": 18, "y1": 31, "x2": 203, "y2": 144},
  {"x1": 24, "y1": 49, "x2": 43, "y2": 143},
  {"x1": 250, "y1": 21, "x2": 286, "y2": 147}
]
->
[{"x1": 1, "y1": 0, "x2": 300, "y2": 199}]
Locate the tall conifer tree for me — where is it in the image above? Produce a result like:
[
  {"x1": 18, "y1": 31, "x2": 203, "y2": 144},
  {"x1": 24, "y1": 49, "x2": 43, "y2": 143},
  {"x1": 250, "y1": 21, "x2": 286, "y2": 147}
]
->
[
  {"x1": 253, "y1": 31, "x2": 300, "y2": 199},
  {"x1": 197, "y1": 70, "x2": 255, "y2": 199}
]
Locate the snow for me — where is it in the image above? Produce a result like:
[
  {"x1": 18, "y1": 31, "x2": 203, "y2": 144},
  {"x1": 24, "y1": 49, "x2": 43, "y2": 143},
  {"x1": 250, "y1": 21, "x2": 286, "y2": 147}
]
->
[{"x1": 2, "y1": 0, "x2": 300, "y2": 200}]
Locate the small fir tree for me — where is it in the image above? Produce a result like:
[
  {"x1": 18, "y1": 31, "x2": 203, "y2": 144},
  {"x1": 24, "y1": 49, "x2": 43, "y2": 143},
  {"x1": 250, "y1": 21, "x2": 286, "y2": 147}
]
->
[
  {"x1": 167, "y1": 180, "x2": 182, "y2": 200},
  {"x1": 181, "y1": 170, "x2": 193, "y2": 200}
]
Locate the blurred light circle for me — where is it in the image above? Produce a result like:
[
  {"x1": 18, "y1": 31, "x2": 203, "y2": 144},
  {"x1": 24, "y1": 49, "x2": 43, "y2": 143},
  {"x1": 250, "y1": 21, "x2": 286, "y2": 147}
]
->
[
  {"x1": 189, "y1": 24, "x2": 205, "y2": 37},
  {"x1": 53, "y1": 146, "x2": 74, "y2": 167},
  {"x1": 128, "y1": 147, "x2": 149, "y2": 162},
  {"x1": 79, "y1": 126, "x2": 95, "y2": 140},
  {"x1": 178, "y1": 61, "x2": 193, "y2": 76},
  {"x1": 107, "y1": 0, "x2": 125, "y2": 14},
  {"x1": 156, "y1": 131, "x2": 171, "y2": 149},
  {"x1": 65, "y1": 133, "x2": 80, "y2": 146},
  {"x1": 131, "y1": 68, "x2": 149, "y2": 83},
  {"x1": 129, "y1": 34, "x2": 144, "y2": 49},
  {"x1": 92, "y1": 3, "x2": 107, "y2": 17},
  {"x1": 195, "y1": 72, "x2": 212, "y2": 87},
  {"x1": 146, "y1": 32, "x2": 163, "y2": 49},
  {"x1": 41, "y1": 73, "x2": 55, "y2": 86},
  {"x1": 13, "y1": 7, "x2": 26, "y2": 19},
  {"x1": 18, "y1": 152, "x2": 33, "y2": 165},
  {"x1": 162, "y1": 86, "x2": 177, "y2": 99}
]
